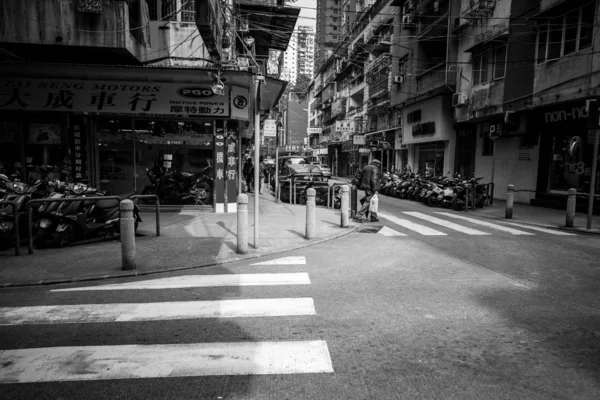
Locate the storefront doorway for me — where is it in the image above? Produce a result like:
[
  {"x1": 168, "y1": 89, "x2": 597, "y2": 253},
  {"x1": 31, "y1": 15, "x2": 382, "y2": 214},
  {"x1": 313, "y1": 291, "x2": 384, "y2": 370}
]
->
[{"x1": 416, "y1": 142, "x2": 445, "y2": 177}]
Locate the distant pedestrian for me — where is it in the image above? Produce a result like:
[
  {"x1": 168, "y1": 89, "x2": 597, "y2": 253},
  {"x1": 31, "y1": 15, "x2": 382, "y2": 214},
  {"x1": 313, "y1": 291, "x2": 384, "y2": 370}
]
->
[
  {"x1": 243, "y1": 158, "x2": 253, "y2": 192},
  {"x1": 353, "y1": 159, "x2": 381, "y2": 223}
]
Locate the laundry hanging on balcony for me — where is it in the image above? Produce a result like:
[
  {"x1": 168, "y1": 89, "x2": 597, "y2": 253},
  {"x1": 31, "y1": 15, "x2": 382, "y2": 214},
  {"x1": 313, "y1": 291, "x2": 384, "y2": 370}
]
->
[{"x1": 76, "y1": 0, "x2": 103, "y2": 14}]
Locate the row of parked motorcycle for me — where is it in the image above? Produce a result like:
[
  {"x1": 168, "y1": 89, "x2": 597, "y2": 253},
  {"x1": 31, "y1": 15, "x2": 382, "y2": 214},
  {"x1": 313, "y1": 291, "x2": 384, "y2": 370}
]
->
[
  {"x1": 141, "y1": 163, "x2": 213, "y2": 206},
  {"x1": 379, "y1": 169, "x2": 490, "y2": 210},
  {"x1": 0, "y1": 170, "x2": 141, "y2": 250}
]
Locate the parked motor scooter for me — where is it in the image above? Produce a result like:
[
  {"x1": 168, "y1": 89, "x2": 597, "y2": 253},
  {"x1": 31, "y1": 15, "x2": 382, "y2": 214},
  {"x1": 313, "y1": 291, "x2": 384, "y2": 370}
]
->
[
  {"x1": 53, "y1": 192, "x2": 141, "y2": 247},
  {"x1": 0, "y1": 177, "x2": 43, "y2": 248}
]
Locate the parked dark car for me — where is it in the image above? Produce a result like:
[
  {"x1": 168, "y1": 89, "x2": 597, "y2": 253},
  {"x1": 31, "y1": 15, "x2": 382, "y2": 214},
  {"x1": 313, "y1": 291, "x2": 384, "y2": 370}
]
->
[{"x1": 279, "y1": 164, "x2": 339, "y2": 208}]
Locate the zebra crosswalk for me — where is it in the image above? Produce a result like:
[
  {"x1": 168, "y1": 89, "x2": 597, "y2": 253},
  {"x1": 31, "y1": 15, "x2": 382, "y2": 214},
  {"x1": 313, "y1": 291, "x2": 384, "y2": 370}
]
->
[
  {"x1": 0, "y1": 256, "x2": 334, "y2": 384},
  {"x1": 376, "y1": 211, "x2": 577, "y2": 237}
]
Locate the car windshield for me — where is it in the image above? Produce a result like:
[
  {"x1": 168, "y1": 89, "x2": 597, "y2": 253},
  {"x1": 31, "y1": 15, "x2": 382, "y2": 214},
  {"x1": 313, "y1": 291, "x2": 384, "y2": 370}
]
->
[{"x1": 286, "y1": 158, "x2": 307, "y2": 165}]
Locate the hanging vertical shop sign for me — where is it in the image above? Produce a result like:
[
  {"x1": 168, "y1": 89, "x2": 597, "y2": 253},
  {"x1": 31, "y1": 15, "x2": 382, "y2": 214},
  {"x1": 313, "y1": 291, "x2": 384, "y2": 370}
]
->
[
  {"x1": 225, "y1": 128, "x2": 238, "y2": 213},
  {"x1": 214, "y1": 121, "x2": 226, "y2": 212},
  {"x1": 230, "y1": 85, "x2": 250, "y2": 120},
  {"x1": 70, "y1": 117, "x2": 88, "y2": 181},
  {"x1": 263, "y1": 119, "x2": 277, "y2": 137}
]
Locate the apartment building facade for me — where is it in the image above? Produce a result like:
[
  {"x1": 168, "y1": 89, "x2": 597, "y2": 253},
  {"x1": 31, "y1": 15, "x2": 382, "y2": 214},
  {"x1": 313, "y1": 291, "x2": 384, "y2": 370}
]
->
[{"x1": 315, "y1": 0, "x2": 343, "y2": 74}]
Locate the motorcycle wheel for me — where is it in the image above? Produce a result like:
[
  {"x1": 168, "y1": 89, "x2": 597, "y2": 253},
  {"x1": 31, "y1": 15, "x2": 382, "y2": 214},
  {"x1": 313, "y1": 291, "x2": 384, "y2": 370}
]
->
[
  {"x1": 427, "y1": 197, "x2": 438, "y2": 207},
  {"x1": 34, "y1": 227, "x2": 52, "y2": 248},
  {"x1": 452, "y1": 198, "x2": 465, "y2": 211},
  {"x1": 52, "y1": 228, "x2": 72, "y2": 248},
  {"x1": 298, "y1": 196, "x2": 307, "y2": 205},
  {"x1": 140, "y1": 186, "x2": 155, "y2": 204},
  {"x1": 191, "y1": 182, "x2": 212, "y2": 206}
]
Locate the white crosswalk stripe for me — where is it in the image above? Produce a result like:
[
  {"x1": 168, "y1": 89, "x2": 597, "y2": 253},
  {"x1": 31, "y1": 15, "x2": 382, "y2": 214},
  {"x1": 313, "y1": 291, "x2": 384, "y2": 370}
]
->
[
  {"x1": 0, "y1": 298, "x2": 316, "y2": 325},
  {"x1": 51, "y1": 273, "x2": 311, "y2": 292},
  {"x1": 403, "y1": 212, "x2": 491, "y2": 235},
  {"x1": 0, "y1": 266, "x2": 334, "y2": 384},
  {"x1": 434, "y1": 213, "x2": 536, "y2": 235},
  {"x1": 378, "y1": 212, "x2": 447, "y2": 236},
  {"x1": 0, "y1": 341, "x2": 334, "y2": 383},
  {"x1": 375, "y1": 211, "x2": 576, "y2": 237}
]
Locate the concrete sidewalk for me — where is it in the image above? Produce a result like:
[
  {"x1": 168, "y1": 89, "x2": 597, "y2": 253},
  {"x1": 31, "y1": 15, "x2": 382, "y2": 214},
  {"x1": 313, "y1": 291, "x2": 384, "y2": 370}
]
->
[
  {"x1": 0, "y1": 191, "x2": 358, "y2": 287},
  {"x1": 331, "y1": 175, "x2": 600, "y2": 234}
]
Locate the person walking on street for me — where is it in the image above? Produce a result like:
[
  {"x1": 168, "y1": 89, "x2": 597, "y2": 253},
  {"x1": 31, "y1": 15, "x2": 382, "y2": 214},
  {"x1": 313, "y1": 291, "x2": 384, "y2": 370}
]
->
[
  {"x1": 353, "y1": 159, "x2": 381, "y2": 223},
  {"x1": 243, "y1": 158, "x2": 253, "y2": 192}
]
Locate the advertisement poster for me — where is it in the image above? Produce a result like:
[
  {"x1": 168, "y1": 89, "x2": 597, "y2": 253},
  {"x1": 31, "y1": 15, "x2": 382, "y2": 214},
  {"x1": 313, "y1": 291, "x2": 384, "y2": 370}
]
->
[
  {"x1": 214, "y1": 121, "x2": 226, "y2": 212},
  {"x1": 28, "y1": 123, "x2": 61, "y2": 144}
]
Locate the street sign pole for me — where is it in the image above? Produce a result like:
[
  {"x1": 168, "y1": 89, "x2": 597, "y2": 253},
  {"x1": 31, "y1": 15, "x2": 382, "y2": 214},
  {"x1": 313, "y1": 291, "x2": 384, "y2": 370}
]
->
[
  {"x1": 253, "y1": 78, "x2": 261, "y2": 249},
  {"x1": 587, "y1": 129, "x2": 599, "y2": 229}
]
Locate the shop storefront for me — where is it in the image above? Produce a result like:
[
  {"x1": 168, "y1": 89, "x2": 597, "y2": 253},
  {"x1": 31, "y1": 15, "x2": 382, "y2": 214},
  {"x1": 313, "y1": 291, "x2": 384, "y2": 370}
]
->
[
  {"x1": 0, "y1": 63, "x2": 272, "y2": 213},
  {"x1": 364, "y1": 130, "x2": 395, "y2": 172},
  {"x1": 403, "y1": 96, "x2": 456, "y2": 177},
  {"x1": 535, "y1": 100, "x2": 600, "y2": 196}
]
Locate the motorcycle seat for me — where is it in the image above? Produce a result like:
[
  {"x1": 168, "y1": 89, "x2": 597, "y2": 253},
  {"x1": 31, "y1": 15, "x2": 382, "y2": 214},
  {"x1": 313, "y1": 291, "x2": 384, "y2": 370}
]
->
[
  {"x1": 180, "y1": 172, "x2": 193, "y2": 178},
  {"x1": 95, "y1": 198, "x2": 119, "y2": 210}
]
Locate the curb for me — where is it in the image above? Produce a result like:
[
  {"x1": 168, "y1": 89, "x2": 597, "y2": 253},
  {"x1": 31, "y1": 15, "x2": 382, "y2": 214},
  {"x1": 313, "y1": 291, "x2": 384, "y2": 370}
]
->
[{"x1": 0, "y1": 224, "x2": 360, "y2": 288}]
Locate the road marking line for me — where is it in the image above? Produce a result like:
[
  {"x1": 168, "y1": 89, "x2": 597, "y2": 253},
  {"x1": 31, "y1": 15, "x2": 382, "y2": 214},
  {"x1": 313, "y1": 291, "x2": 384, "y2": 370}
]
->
[
  {"x1": 0, "y1": 298, "x2": 316, "y2": 325},
  {"x1": 403, "y1": 212, "x2": 491, "y2": 235},
  {"x1": 378, "y1": 212, "x2": 447, "y2": 236},
  {"x1": 378, "y1": 226, "x2": 407, "y2": 237},
  {"x1": 251, "y1": 256, "x2": 306, "y2": 265},
  {"x1": 0, "y1": 340, "x2": 334, "y2": 383},
  {"x1": 503, "y1": 221, "x2": 577, "y2": 236},
  {"x1": 51, "y1": 273, "x2": 311, "y2": 292},
  {"x1": 435, "y1": 213, "x2": 535, "y2": 235}
]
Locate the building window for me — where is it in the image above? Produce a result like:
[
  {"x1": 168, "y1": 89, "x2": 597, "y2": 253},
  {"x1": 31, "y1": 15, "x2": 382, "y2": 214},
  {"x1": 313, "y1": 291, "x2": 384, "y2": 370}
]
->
[
  {"x1": 493, "y1": 45, "x2": 507, "y2": 79},
  {"x1": 473, "y1": 44, "x2": 507, "y2": 85},
  {"x1": 536, "y1": 2, "x2": 595, "y2": 63}
]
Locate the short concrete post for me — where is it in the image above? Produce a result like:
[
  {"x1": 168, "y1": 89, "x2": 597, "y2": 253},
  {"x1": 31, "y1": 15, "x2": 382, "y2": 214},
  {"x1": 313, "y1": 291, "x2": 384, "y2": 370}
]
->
[
  {"x1": 120, "y1": 199, "x2": 137, "y2": 271},
  {"x1": 305, "y1": 188, "x2": 316, "y2": 239},
  {"x1": 341, "y1": 185, "x2": 349, "y2": 228},
  {"x1": 237, "y1": 194, "x2": 248, "y2": 254},
  {"x1": 566, "y1": 188, "x2": 577, "y2": 228},
  {"x1": 505, "y1": 184, "x2": 515, "y2": 219}
]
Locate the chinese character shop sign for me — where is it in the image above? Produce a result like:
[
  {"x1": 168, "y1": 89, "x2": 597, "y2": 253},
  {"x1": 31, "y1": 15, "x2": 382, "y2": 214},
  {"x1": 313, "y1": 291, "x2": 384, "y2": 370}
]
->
[{"x1": 0, "y1": 78, "x2": 238, "y2": 117}]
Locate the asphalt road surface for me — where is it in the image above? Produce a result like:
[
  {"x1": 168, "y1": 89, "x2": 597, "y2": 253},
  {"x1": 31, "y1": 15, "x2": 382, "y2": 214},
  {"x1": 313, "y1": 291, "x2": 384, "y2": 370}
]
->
[{"x1": 1, "y1": 196, "x2": 600, "y2": 399}]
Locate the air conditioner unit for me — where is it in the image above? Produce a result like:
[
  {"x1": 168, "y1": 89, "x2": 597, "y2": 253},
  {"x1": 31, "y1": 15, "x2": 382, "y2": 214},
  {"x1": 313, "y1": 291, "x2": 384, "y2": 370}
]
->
[
  {"x1": 393, "y1": 75, "x2": 405, "y2": 84},
  {"x1": 452, "y1": 91, "x2": 469, "y2": 107}
]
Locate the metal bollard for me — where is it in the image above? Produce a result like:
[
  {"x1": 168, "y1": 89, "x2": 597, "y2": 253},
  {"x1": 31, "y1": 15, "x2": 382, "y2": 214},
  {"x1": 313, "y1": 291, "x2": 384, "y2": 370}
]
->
[
  {"x1": 237, "y1": 193, "x2": 248, "y2": 254},
  {"x1": 505, "y1": 184, "x2": 515, "y2": 219},
  {"x1": 566, "y1": 188, "x2": 577, "y2": 228},
  {"x1": 120, "y1": 199, "x2": 137, "y2": 271},
  {"x1": 306, "y1": 188, "x2": 316, "y2": 239},
  {"x1": 351, "y1": 185, "x2": 358, "y2": 218},
  {"x1": 341, "y1": 185, "x2": 349, "y2": 228}
]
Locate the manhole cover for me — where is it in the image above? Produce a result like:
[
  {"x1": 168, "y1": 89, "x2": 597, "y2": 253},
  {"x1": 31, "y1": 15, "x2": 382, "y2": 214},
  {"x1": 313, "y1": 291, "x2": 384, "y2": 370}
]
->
[{"x1": 357, "y1": 224, "x2": 384, "y2": 233}]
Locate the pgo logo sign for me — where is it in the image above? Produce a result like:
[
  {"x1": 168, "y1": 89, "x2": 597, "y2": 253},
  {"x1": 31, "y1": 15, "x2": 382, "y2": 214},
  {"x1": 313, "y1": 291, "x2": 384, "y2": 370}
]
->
[{"x1": 177, "y1": 87, "x2": 215, "y2": 99}]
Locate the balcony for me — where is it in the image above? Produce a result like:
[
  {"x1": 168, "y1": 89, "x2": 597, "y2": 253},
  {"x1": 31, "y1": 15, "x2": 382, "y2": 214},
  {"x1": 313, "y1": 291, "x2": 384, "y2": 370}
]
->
[
  {"x1": 365, "y1": 53, "x2": 391, "y2": 73},
  {"x1": 0, "y1": 0, "x2": 152, "y2": 63},
  {"x1": 416, "y1": 62, "x2": 456, "y2": 95},
  {"x1": 349, "y1": 80, "x2": 366, "y2": 96},
  {"x1": 368, "y1": 75, "x2": 390, "y2": 99},
  {"x1": 462, "y1": 0, "x2": 496, "y2": 20}
]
